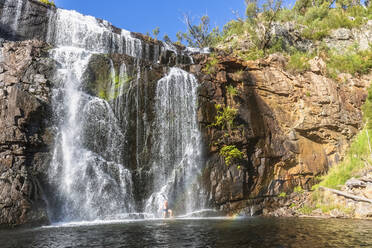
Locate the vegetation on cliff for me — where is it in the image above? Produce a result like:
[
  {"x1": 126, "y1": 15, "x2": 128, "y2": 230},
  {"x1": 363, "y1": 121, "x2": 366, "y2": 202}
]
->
[
  {"x1": 219, "y1": 145, "x2": 244, "y2": 167},
  {"x1": 39, "y1": 0, "x2": 55, "y2": 7},
  {"x1": 178, "y1": 0, "x2": 372, "y2": 77},
  {"x1": 210, "y1": 104, "x2": 238, "y2": 130}
]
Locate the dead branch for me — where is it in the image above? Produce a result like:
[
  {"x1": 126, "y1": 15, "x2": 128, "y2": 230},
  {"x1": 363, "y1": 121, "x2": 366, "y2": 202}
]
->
[{"x1": 319, "y1": 186, "x2": 372, "y2": 204}]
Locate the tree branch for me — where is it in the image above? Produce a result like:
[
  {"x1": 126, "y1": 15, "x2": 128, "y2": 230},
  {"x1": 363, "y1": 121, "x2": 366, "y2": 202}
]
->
[{"x1": 319, "y1": 186, "x2": 372, "y2": 204}]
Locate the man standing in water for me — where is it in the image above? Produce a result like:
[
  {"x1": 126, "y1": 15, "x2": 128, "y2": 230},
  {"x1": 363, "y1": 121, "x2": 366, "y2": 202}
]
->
[{"x1": 162, "y1": 200, "x2": 173, "y2": 218}]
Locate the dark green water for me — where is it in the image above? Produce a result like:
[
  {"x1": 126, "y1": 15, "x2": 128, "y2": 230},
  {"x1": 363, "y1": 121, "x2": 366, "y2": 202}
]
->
[{"x1": 0, "y1": 217, "x2": 371, "y2": 248}]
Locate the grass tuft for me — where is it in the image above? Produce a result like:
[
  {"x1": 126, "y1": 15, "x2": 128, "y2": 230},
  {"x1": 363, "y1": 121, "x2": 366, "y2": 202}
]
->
[{"x1": 318, "y1": 129, "x2": 370, "y2": 189}]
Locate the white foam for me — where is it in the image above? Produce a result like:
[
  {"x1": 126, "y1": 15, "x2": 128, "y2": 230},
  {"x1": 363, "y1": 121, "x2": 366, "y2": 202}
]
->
[{"x1": 42, "y1": 216, "x2": 239, "y2": 229}]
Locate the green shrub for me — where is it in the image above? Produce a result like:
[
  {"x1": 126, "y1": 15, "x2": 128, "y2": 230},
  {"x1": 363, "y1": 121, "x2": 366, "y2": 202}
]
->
[
  {"x1": 219, "y1": 145, "x2": 244, "y2": 167},
  {"x1": 297, "y1": 5, "x2": 370, "y2": 40},
  {"x1": 310, "y1": 189, "x2": 322, "y2": 202},
  {"x1": 301, "y1": 20, "x2": 330, "y2": 40},
  {"x1": 297, "y1": 5, "x2": 329, "y2": 40},
  {"x1": 152, "y1": 27, "x2": 160, "y2": 40},
  {"x1": 301, "y1": 4, "x2": 329, "y2": 25},
  {"x1": 222, "y1": 20, "x2": 247, "y2": 38},
  {"x1": 327, "y1": 45, "x2": 372, "y2": 76},
  {"x1": 236, "y1": 47, "x2": 265, "y2": 61},
  {"x1": 315, "y1": 203, "x2": 337, "y2": 213},
  {"x1": 210, "y1": 104, "x2": 238, "y2": 130},
  {"x1": 212, "y1": 1, "x2": 371, "y2": 61},
  {"x1": 294, "y1": 186, "x2": 304, "y2": 193},
  {"x1": 278, "y1": 192, "x2": 287, "y2": 198},
  {"x1": 203, "y1": 54, "x2": 219, "y2": 74},
  {"x1": 181, "y1": 15, "x2": 221, "y2": 48},
  {"x1": 226, "y1": 85, "x2": 238, "y2": 97},
  {"x1": 309, "y1": 189, "x2": 355, "y2": 215},
  {"x1": 286, "y1": 52, "x2": 312, "y2": 73},
  {"x1": 299, "y1": 205, "x2": 315, "y2": 215},
  {"x1": 276, "y1": 8, "x2": 297, "y2": 23},
  {"x1": 297, "y1": 3, "x2": 369, "y2": 40},
  {"x1": 267, "y1": 37, "x2": 286, "y2": 54},
  {"x1": 362, "y1": 85, "x2": 372, "y2": 130},
  {"x1": 39, "y1": 0, "x2": 55, "y2": 6},
  {"x1": 346, "y1": 5, "x2": 372, "y2": 21}
]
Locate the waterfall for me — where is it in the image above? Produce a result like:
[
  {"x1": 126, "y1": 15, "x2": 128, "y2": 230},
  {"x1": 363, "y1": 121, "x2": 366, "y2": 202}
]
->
[
  {"x1": 46, "y1": 9, "x2": 143, "y2": 222},
  {"x1": 0, "y1": 0, "x2": 206, "y2": 222},
  {"x1": 144, "y1": 68, "x2": 205, "y2": 216},
  {"x1": 0, "y1": 0, "x2": 24, "y2": 38}
]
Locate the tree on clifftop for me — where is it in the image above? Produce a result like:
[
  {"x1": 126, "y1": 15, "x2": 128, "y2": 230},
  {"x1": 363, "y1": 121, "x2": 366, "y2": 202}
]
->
[
  {"x1": 182, "y1": 14, "x2": 220, "y2": 48},
  {"x1": 244, "y1": 0, "x2": 283, "y2": 52},
  {"x1": 152, "y1": 27, "x2": 160, "y2": 40}
]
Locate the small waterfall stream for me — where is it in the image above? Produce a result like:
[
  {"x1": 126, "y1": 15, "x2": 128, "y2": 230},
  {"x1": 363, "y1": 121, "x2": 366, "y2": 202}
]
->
[
  {"x1": 1, "y1": 0, "x2": 207, "y2": 222},
  {"x1": 1, "y1": 0, "x2": 25, "y2": 38},
  {"x1": 145, "y1": 68, "x2": 205, "y2": 216}
]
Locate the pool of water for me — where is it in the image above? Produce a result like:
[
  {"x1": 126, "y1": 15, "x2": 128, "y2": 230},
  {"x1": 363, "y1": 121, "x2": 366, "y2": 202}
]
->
[{"x1": 1, "y1": 217, "x2": 371, "y2": 248}]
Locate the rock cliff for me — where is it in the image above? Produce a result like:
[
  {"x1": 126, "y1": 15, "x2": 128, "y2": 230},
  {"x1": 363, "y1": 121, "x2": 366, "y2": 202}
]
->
[
  {"x1": 0, "y1": 40, "x2": 54, "y2": 227},
  {"x1": 193, "y1": 52, "x2": 369, "y2": 215},
  {"x1": 0, "y1": 0, "x2": 54, "y2": 41}
]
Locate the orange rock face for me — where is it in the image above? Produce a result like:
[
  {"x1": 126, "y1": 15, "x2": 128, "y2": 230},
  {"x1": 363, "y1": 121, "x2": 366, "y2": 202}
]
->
[{"x1": 194, "y1": 52, "x2": 370, "y2": 214}]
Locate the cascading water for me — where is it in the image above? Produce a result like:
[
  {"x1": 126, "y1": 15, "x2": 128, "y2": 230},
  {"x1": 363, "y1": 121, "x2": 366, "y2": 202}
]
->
[
  {"x1": 46, "y1": 9, "x2": 142, "y2": 222},
  {"x1": 48, "y1": 47, "x2": 135, "y2": 222},
  {"x1": 1, "y1": 0, "x2": 207, "y2": 222},
  {"x1": 144, "y1": 68, "x2": 205, "y2": 216},
  {"x1": 1, "y1": 0, "x2": 25, "y2": 38}
]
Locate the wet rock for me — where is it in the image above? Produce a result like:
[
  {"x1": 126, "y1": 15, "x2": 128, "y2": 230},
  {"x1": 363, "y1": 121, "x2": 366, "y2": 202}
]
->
[{"x1": 0, "y1": 0, "x2": 55, "y2": 41}]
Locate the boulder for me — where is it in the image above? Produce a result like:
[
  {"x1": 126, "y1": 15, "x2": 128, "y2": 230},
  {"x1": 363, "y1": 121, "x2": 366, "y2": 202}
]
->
[
  {"x1": 309, "y1": 56, "x2": 327, "y2": 75},
  {"x1": 355, "y1": 202, "x2": 372, "y2": 218},
  {"x1": 330, "y1": 28, "x2": 353, "y2": 40},
  {"x1": 346, "y1": 178, "x2": 367, "y2": 189}
]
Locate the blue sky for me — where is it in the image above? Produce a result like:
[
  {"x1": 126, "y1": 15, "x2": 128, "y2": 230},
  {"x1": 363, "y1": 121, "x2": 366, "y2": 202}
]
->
[{"x1": 53, "y1": 0, "x2": 295, "y2": 41}]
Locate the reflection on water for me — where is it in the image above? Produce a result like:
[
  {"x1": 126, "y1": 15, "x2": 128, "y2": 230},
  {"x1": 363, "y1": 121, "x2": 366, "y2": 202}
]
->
[{"x1": 1, "y1": 218, "x2": 371, "y2": 248}]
